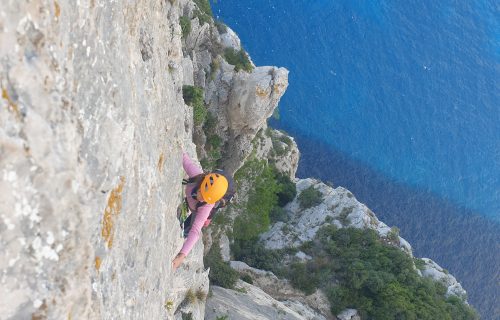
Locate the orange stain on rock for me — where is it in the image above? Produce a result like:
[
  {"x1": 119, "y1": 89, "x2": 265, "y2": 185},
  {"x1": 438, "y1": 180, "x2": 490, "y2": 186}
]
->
[
  {"x1": 256, "y1": 87, "x2": 268, "y2": 97},
  {"x1": 2, "y1": 87, "x2": 21, "y2": 119},
  {"x1": 54, "y1": 1, "x2": 61, "y2": 18},
  {"x1": 95, "y1": 256, "x2": 102, "y2": 271},
  {"x1": 101, "y1": 177, "x2": 125, "y2": 248},
  {"x1": 158, "y1": 153, "x2": 165, "y2": 173}
]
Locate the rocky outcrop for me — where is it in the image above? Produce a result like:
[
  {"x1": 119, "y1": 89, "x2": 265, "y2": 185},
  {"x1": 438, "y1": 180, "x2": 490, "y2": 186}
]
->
[
  {"x1": 181, "y1": 9, "x2": 289, "y2": 174},
  {"x1": 261, "y1": 178, "x2": 412, "y2": 255},
  {"x1": 254, "y1": 128, "x2": 300, "y2": 178},
  {"x1": 206, "y1": 280, "x2": 310, "y2": 320},
  {"x1": 419, "y1": 258, "x2": 467, "y2": 299},
  {"x1": 229, "y1": 261, "x2": 331, "y2": 319}
]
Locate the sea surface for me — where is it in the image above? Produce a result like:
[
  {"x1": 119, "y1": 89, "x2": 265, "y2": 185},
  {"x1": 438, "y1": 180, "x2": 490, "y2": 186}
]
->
[{"x1": 211, "y1": 0, "x2": 500, "y2": 318}]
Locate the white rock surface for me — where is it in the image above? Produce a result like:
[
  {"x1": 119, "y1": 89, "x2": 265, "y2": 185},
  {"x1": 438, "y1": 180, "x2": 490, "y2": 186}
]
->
[
  {"x1": 337, "y1": 309, "x2": 361, "y2": 320},
  {"x1": 205, "y1": 280, "x2": 308, "y2": 320},
  {"x1": 219, "y1": 26, "x2": 242, "y2": 50},
  {"x1": 229, "y1": 261, "x2": 330, "y2": 319},
  {"x1": 254, "y1": 128, "x2": 300, "y2": 178},
  {"x1": 261, "y1": 178, "x2": 411, "y2": 256},
  {"x1": 420, "y1": 258, "x2": 467, "y2": 299}
]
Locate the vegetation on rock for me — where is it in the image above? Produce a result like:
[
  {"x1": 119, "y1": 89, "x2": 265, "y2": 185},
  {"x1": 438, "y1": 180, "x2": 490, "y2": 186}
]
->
[
  {"x1": 224, "y1": 48, "x2": 253, "y2": 72},
  {"x1": 298, "y1": 185, "x2": 323, "y2": 209},
  {"x1": 180, "y1": 16, "x2": 191, "y2": 39},
  {"x1": 292, "y1": 226, "x2": 480, "y2": 320},
  {"x1": 204, "y1": 240, "x2": 239, "y2": 289},
  {"x1": 233, "y1": 158, "x2": 279, "y2": 241},
  {"x1": 275, "y1": 171, "x2": 296, "y2": 207},
  {"x1": 182, "y1": 85, "x2": 207, "y2": 126},
  {"x1": 193, "y1": 0, "x2": 213, "y2": 25},
  {"x1": 200, "y1": 112, "x2": 222, "y2": 170}
]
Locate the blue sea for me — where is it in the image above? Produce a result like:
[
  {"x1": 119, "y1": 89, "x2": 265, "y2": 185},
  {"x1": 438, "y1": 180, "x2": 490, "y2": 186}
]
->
[{"x1": 211, "y1": 0, "x2": 500, "y2": 318}]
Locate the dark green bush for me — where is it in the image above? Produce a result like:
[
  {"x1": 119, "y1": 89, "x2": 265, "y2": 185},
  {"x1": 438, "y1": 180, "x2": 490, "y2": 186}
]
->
[
  {"x1": 338, "y1": 206, "x2": 353, "y2": 226},
  {"x1": 231, "y1": 238, "x2": 285, "y2": 277},
  {"x1": 240, "y1": 274, "x2": 253, "y2": 284},
  {"x1": 279, "y1": 135, "x2": 293, "y2": 146},
  {"x1": 224, "y1": 48, "x2": 253, "y2": 72},
  {"x1": 269, "y1": 206, "x2": 289, "y2": 223},
  {"x1": 182, "y1": 85, "x2": 206, "y2": 125},
  {"x1": 215, "y1": 20, "x2": 228, "y2": 34},
  {"x1": 182, "y1": 85, "x2": 202, "y2": 106},
  {"x1": 298, "y1": 186, "x2": 323, "y2": 209},
  {"x1": 180, "y1": 16, "x2": 191, "y2": 39},
  {"x1": 414, "y1": 258, "x2": 426, "y2": 270},
  {"x1": 288, "y1": 262, "x2": 320, "y2": 295},
  {"x1": 204, "y1": 242, "x2": 238, "y2": 289},
  {"x1": 275, "y1": 171, "x2": 297, "y2": 207}
]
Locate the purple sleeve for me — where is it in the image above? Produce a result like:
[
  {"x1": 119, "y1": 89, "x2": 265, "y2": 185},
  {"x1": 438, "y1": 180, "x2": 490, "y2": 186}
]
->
[
  {"x1": 180, "y1": 204, "x2": 214, "y2": 256},
  {"x1": 183, "y1": 152, "x2": 203, "y2": 178}
]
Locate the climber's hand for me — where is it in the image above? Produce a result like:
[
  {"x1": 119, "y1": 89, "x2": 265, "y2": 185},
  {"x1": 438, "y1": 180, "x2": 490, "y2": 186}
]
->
[{"x1": 172, "y1": 252, "x2": 186, "y2": 271}]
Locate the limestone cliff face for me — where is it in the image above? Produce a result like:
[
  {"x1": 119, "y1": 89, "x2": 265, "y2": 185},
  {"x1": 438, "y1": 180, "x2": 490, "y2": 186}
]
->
[{"x1": 1, "y1": 1, "x2": 207, "y2": 319}]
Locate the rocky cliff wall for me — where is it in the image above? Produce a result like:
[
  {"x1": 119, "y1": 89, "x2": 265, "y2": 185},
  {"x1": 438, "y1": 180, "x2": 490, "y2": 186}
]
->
[{"x1": 1, "y1": 1, "x2": 208, "y2": 319}]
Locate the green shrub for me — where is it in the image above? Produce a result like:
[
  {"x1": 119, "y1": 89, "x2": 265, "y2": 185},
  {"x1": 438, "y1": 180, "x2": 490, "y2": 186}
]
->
[
  {"x1": 185, "y1": 289, "x2": 196, "y2": 304},
  {"x1": 180, "y1": 16, "x2": 191, "y2": 39},
  {"x1": 193, "y1": 0, "x2": 213, "y2": 25},
  {"x1": 269, "y1": 206, "x2": 288, "y2": 223},
  {"x1": 207, "y1": 134, "x2": 222, "y2": 149},
  {"x1": 182, "y1": 85, "x2": 206, "y2": 125},
  {"x1": 414, "y1": 258, "x2": 426, "y2": 270},
  {"x1": 182, "y1": 85, "x2": 202, "y2": 105},
  {"x1": 204, "y1": 241, "x2": 238, "y2": 289},
  {"x1": 338, "y1": 206, "x2": 353, "y2": 226},
  {"x1": 288, "y1": 262, "x2": 320, "y2": 295},
  {"x1": 215, "y1": 20, "x2": 228, "y2": 34},
  {"x1": 231, "y1": 238, "x2": 284, "y2": 276},
  {"x1": 275, "y1": 171, "x2": 297, "y2": 207},
  {"x1": 241, "y1": 274, "x2": 253, "y2": 284},
  {"x1": 194, "y1": 0, "x2": 212, "y2": 17},
  {"x1": 233, "y1": 159, "x2": 279, "y2": 240},
  {"x1": 387, "y1": 226, "x2": 400, "y2": 242},
  {"x1": 203, "y1": 111, "x2": 217, "y2": 131},
  {"x1": 193, "y1": 103, "x2": 207, "y2": 126},
  {"x1": 298, "y1": 186, "x2": 323, "y2": 209},
  {"x1": 224, "y1": 48, "x2": 253, "y2": 72},
  {"x1": 279, "y1": 134, "x2": 293, "y2": 146}
]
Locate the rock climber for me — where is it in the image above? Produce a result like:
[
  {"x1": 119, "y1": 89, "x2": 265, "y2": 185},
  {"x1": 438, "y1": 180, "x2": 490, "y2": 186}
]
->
[{"x1": 172, "y1": 152, "x2": 233, "y2": 271}]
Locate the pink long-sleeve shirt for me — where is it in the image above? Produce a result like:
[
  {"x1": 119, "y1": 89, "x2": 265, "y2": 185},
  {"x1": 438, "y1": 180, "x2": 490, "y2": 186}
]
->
[{"x1": 180, "y1": 153, "x2": 214, "y2": 256}]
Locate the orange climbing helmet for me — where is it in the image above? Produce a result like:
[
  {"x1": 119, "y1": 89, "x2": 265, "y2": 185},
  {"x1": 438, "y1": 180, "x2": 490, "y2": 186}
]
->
[{"x1": 199, "y1": 173, "x2": 229, "y2": 204}]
